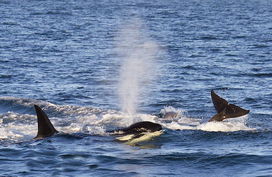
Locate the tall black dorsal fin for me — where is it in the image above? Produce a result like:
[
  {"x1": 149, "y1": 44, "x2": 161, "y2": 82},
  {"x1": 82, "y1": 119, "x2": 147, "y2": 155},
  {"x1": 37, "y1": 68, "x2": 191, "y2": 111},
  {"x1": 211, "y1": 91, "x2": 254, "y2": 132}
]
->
[
  {"x1": 34, "y1": 105, "x2": 58, "y2": 139},
  {"x1": 211, "y1": 90, "x2": 229, "y2": 113}
]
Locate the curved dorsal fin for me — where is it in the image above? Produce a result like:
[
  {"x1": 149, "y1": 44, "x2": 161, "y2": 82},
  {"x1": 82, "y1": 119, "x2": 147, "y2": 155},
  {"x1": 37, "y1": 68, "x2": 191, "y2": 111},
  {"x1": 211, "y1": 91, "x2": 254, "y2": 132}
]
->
[
  {"x1": 211, "y1": 90, "x2": 229, "y2": 113},
  {"x1": 34, "y1": 105, "x2": 58, "y2": 139}
]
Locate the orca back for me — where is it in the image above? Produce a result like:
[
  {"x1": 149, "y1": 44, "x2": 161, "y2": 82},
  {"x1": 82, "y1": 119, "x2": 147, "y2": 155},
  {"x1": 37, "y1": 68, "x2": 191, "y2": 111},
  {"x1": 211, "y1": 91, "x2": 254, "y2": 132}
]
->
[{"x1": 119, "y1": 121, "x2": 162, "y2": 135}]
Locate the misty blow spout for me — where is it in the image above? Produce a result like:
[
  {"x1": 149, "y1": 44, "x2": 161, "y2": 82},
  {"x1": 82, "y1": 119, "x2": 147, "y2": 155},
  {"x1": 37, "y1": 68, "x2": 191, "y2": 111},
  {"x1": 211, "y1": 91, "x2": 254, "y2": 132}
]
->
[{"x1": 116, "y1": 19, "x2": 159, "y2": 121}]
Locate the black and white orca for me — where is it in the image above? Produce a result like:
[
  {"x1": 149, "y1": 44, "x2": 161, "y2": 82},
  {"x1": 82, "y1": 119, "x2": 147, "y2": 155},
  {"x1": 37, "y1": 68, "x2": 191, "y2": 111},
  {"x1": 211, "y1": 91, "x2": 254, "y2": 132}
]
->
[{"x1": 110, "y1": 121, "x2": 163, "y2": 144}]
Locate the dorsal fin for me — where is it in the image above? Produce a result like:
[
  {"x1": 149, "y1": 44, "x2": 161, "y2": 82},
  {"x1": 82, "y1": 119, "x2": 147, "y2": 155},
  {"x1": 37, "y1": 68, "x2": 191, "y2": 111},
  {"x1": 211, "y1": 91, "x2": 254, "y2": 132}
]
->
[
  {"x1": 34, "y1": 105, "x2": 58, "y2": 139},
  {"x1": 211, "y1": 90, "x2": 228, "y2": 113}
]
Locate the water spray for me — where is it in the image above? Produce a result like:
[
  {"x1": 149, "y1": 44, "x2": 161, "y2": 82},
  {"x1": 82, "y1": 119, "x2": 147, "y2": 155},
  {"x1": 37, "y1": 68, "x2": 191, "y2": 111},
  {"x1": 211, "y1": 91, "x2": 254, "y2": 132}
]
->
[{"x1": 116, "y1": 19, "x2": 159, "y2": 123}]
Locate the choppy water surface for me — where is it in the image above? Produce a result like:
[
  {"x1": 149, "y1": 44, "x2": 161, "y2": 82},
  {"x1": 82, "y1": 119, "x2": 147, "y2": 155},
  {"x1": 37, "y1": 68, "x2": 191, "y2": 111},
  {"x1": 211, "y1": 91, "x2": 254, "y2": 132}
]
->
[{"x1": 0, "y1": 0, "x2": 272, "y2": 176}]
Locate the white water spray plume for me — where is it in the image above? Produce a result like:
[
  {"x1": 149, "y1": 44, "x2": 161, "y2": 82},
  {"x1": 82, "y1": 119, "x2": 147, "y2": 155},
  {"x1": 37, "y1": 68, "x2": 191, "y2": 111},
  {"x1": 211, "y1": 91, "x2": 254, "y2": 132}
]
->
[{"x1": 116, "y1": 19, "x2": 160, "y2": 123}]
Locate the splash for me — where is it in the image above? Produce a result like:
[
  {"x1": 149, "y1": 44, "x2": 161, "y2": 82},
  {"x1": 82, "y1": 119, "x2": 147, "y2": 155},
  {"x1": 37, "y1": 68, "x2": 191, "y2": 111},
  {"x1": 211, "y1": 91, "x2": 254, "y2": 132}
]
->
[
  {"x1": 116, "y1": 19, "x2": 159, "y2": 123},
  {"x1": 156, "y1": 106, "x2": 254, "y2": 132},
  {"x1": 197, "y1": 116, "x2": 254, "y2": 132},
  {"x1": 159, "y1": 106, "x2": 185, "y2": 119}
]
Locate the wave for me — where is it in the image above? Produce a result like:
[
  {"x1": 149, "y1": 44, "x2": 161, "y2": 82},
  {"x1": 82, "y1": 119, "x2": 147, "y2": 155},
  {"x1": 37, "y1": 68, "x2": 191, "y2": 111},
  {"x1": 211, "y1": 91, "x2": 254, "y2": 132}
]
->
[
  {"x1": 0, "y1": 98, "x2": 257, "y2": 142},
  {"x1": 196, "y1": 116, "x2": 253, "y2": 132}
]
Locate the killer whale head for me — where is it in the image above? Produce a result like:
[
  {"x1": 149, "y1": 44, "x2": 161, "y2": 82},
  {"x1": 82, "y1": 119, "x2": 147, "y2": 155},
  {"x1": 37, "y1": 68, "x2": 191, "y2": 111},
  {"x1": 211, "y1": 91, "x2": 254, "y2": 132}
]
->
[
  {"x1": 209, "y1": 90, "x2": 250, "y2": 122},
  {"x1": 114, "y1": 121, "x2": 163, "y2": 145},
  {"x1": 34, "y1": 105, "x2": 58, "y2": 139}
]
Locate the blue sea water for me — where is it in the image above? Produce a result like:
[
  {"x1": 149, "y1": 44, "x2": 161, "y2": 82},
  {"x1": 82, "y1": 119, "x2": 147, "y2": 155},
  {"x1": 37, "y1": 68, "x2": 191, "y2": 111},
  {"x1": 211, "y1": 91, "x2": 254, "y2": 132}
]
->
[{"x1": 0, "y1": 0, "x2": 272, "y2": 176}]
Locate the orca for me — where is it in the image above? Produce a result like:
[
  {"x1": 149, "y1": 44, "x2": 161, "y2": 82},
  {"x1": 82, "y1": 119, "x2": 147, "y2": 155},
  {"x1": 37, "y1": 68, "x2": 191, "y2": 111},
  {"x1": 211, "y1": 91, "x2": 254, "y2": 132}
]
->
[
  {"x1": 114, "y1": 121, "x2": 162, "y2": 135},
  {"x1": 112, "y1": 121, "x2": 163, "y2": 145},
  {"x1": 116, "y1": 121, "x2": 162, "y2": 134},
  {"x1": 208, "y1": 90, "x2": 250, "y2": 122},
  {"x1": 33, "y1": 105, "x2": 163, "y2": 143},
  {"x1": 157, "y1": 90, "x2": 250, "y2": 122}
]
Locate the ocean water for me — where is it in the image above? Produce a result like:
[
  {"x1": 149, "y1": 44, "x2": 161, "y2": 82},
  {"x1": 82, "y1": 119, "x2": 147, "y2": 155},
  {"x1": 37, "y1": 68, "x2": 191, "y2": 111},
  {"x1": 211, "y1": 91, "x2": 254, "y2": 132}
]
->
[{"x1": 0, "y1": 0, "x2": 272, "y2": 176}]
